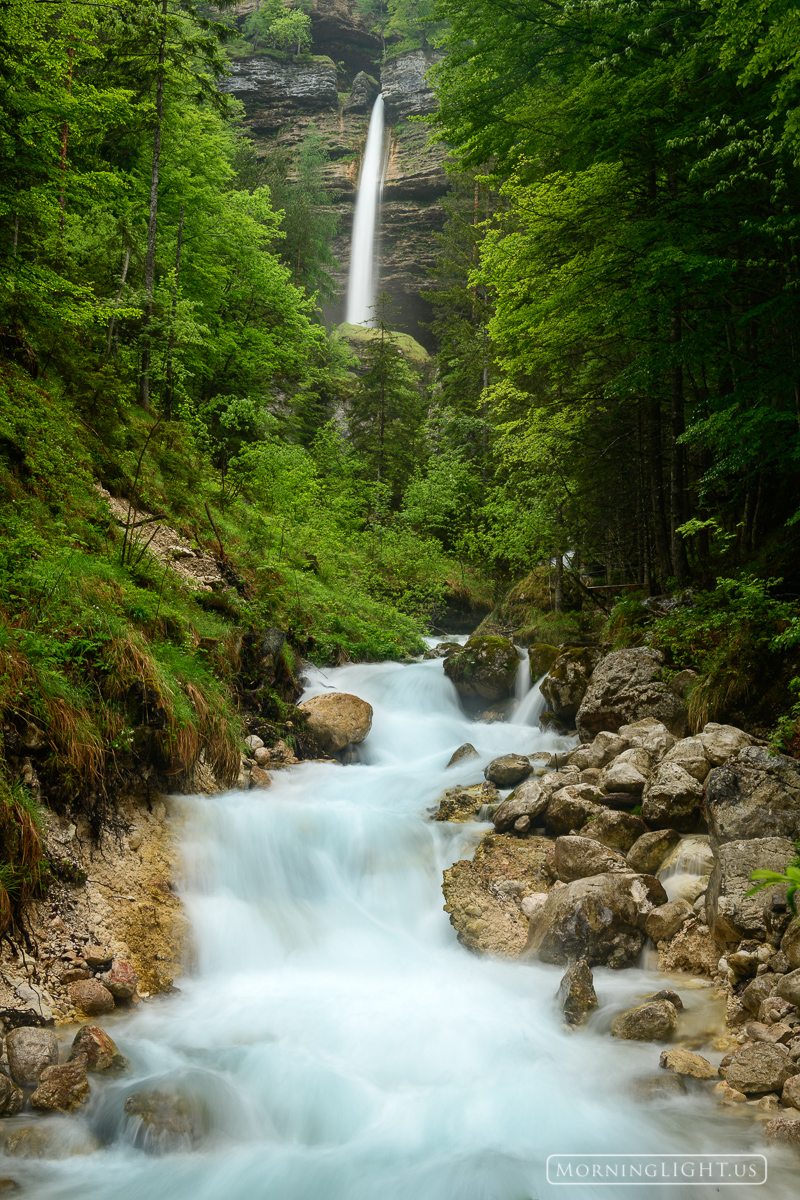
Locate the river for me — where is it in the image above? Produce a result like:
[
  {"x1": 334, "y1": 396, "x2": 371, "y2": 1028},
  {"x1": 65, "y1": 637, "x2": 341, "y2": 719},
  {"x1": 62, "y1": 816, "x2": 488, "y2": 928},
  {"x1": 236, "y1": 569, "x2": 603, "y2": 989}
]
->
[{"x1": 12, "y1": 650, "x2": 797, "y2": 1197}]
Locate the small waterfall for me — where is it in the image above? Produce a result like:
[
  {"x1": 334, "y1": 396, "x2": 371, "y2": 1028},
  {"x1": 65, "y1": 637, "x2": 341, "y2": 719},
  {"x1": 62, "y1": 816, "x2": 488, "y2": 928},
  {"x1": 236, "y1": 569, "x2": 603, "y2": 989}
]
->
[{"x1": 346, "y1": 94, "x2": 385, "y2": 325}]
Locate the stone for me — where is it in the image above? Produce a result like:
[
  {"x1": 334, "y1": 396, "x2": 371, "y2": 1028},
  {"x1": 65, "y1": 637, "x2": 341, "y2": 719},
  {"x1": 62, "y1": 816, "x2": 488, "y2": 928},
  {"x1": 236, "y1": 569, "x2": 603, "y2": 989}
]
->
[
  {"x1": 559, "y1": 959, "x2": 598, "y2": 1026},
  {"x1": 253, "y1": 746, "x2": 270, "y2": 766},
  {"x1": 433, "y1": 782, "x2": 498, "y2": 822},
  {"x1": 543, "y1": 789, "x2": 601, "y2": 836},
  {"x1": 645, "y1": 898, "x2": 694, "y2": 942},
  {"x1": 447, "y1": 742, "x2": 479, "y2": 768},
  {"x1": 124, "y1": 1088, "x2": 208, "y2": 1150},
  {"x1": 381, "y1": 48, "x2": 441, "y2": 120},
  {"x1": 763, "y1": 1117, "x2": 800, "y2": 1146},
  {"x1": 705, "y1": 746, "x2": 800, "y2": 848},
  {"x1": 699, "y1": 722, "x2": 755, "y2": 767},
  {"x1": 782, "y1": 1073, "x2": 800, "y2": 1108},
  {"x1": 661, "y1": 737, "x2": 711, "y2": 783},
  {"x1": 443, "y1": 635, "x2": 519, "y2": 702},
  {"x1": 742, "y1": 975, "x2": 777, "y2": 1015},
  {"x1": 576, "y1": 648, "x2": 689, "y2": 743},
  {"x1": 580, "y1": 808, "x2": 647, "y2": 853},
  {"x1": 30, "y1": 1054, "x2": 90, "y2": 1113},
  {"x1": 569, "y1": 731, "x2": 629, "y2": 770},
  {"x1": 523, "y1": 871, "x2": 668, "y2": 968},
  {"x1": 648, "y1": 989, "x2": 684, "y2": 1009},
  {"x1": 297, "y1": 692, "x2": 373, "y2": 754},
  {"x1": 783, "y1": 922, "x2": 800, "y2": 969},
  {"x1": 343, "y1": 70, "x2": 380, "y2": 114},
  {"x1": 725, "y1": 1042, "x2": 798, "y2": 1094},
  {"x1": 528, "y1": 643, "x2": 560, "y2": 682},
  {"x1": 618, "y1": 720, "x2": 677, "y2": 763},
  {"x1": 553, "y1": 835, "x2": 629, "y2": 883},
  {"x1": 98, "y1": 958, "x2": 137, "y2": 1000},
  {"x1": 611, "y1": 1000, "x2": 679, "y2": 1041},
  {"x1": 540, "y1": 646, "x2": 602, "y2": 720},
  {"x1": 626, "y1": 829, "x2": 682, "y2": 875},
  {"x1": 658, "y1": 921, "x2": 721, "y2": 977},
  {"x1": 0, "y1": 1075, "x2": 23, "y2": 1117},
  {"x1": 638, "y1": 1073, "x2": 688, "y2": 1100},
  {"x1": 249, "y1": 764, "x2": 272, "y2": 788},
  {"x1": 69, "y1": 1024, "x2": 127, "y2": 1072},
  {"x1": 492, "y1": 780, "x2": 548, "y2": 832},
  {"x1": 776, "y1": 969, "x2": 800, "y2": 1006},
  {"x1": 5, "y1": 1026, "x2": 58, "y2": 1087},
  {"x1": 602, "y1": 760, "x2": 648, "y2": 793},
  {"x1": 759, "y1": 995, "x2": 795, "y2": 1024},
  {"x1": 83, "y1": 945, "x2": 111, "y2": 967},
  {"x1": 244, "y1": 734, "x2": 264, "y2": 752},
  {"x1": 218, "y1": 55, "x2": 339, "y2": 128},
  {"x1": 513, "y1": 816, "x2": 531, "y2": 833},
  {"x1": 60, "y1": 967, "x2": 91, "y2": 984},
  {"x1": 705, "y1": 837, "x2": 794, "y2": 942},
  {"x1": 659, "y1": 1047, "x2": 715, "y2": 1078},
  {"x1": 69, "y1": 979, "x2": 115, "y2": 1016},
  {"x1": 641, "y1": 762, "x2": 704, "y2": 832},
  {"x1": 484, "y1": 754, "x2": 532, "y2": 788}
]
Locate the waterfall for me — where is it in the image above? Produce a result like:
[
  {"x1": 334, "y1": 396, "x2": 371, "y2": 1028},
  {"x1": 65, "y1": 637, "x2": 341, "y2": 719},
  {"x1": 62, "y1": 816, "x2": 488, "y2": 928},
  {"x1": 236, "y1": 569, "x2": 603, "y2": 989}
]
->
[{"x1": 346, "y1": 94, "x2": 385, "y2": 325}]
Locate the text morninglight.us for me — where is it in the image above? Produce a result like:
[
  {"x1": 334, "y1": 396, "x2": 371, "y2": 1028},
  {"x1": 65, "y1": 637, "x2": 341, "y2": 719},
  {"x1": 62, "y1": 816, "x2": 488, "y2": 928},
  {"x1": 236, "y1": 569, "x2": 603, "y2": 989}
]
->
[{"x1": 546, "y1": 1155, "x2": 768, "y2": 1185}]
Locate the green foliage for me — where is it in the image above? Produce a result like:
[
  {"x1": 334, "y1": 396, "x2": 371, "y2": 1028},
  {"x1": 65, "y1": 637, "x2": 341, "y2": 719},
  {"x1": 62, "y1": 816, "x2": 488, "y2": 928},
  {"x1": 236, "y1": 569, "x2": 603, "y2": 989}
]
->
[{"x1": 746, "y1": 841, "x2": 800, "y2": 919}]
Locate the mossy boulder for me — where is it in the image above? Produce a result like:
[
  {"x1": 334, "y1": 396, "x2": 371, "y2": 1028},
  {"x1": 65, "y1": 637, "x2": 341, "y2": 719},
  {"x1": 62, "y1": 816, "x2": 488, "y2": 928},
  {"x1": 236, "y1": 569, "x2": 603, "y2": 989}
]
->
[
  {"x1": 528, "y1": 643, "x2": 560, "y2": 683},
  {"x1": 540, "y1": 646, "x2": 602, "y2": 720},
  {"x1": 443, "y1": 635, "x2": 519, "y2": 702}
]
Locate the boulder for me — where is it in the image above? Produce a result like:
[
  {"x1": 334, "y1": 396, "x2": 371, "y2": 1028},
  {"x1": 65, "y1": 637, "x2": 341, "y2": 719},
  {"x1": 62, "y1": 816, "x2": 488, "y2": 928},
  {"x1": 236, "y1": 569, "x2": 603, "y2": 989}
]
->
[
  {"x1": 783, "y1": 922, "x2": 800, "y2": 970},
  {"x1": 69, "y1": 979, "x2": 115, "y2": 1016},
  {"x1": 618, "y1": 719, "x2": 676, "y2": 762},
  {"x1": 69, "y1": 1025, "x2": 127, "y2": 1072},
  {"x1": 250, "y1": 764, "x2": 272, "y2": 788},
  {"x1": 446, "y1": 742, "x2": 478, "y2": 768},
  {"x1": 763, "y1": 1117, "x2": 800, "y2": 1146},
  {"x1": 98, "y1": 958, "x2": 137, "y2": 1000},
  {"x1": 782, "y1": 1073, "x2": 800, "y2": 1109},
  {"x1": 343, "y1": 70, "x2": 380, "y2": 114},
  {"x1": 522, "y1": 871, "x2": 668, "y2": 968},
  {"x1": 602, "y1": 760, "x2": 648, "y2": 794},
  {"x1": 698, "y1": 722, "x2": 755, "y2": 767},
  {"x1": 659, "y1": 1048, "x2": 715, "y2": 1079},
  {"x1": 559, "y1": 959, "x2": 598, "y2": 1026},
  {"x1": 641, "y1": 762, "x2": 704, "y2": 832},
  {"x1": 0, "y1": 1074, "x2": 23, "y2": 1116},
  {"x1": 569, "y1": 731, "x2": 629, "y2": 770},
  {"x1": 647, "y1": 988, "x2": 684, "y2": 1009},
  {"x1": 540, "y1": 647, "x2": 603, "y2": 720},
  {"x1": 492, "y1": 780, "x2": 548, "y2": 832},
  {"x1": 543, "y1": 789, "x2": 601, "y2": 836},
  {"x1": 742, "y1": 976, "x2": 776, "y2": 1015},
  {"x1": 553, "y1": 835, "x2": 628, "y2": 883},
  {"x1": 244, "y1": 734, "x2": 263, "y2": 752},
  {"x1": 626, "y1": 829, "x2": 682, "y2": 875},
  {"x1": 484, "y1": 754, "x2": 532, "y2": 788},
  {"x1": 657, "y1": 921, "x2": 721, "y2": 977},
  {"x1": 83, "y1": 945, "x2": 111, "y2": 967},
  {"x1": 776, "y1": 969, "x2": 800, "y2": 1006},
  {"x1": 433, "y1": 782, "x2": 499, "y2": 822},
  {"x1": 576, "y1": 649, "x2": 688, "y2": 743},
  {"x1": 30, "y1": 1054, "x2": 90, "y2": 1113},
  {"x1": 611, "y1": 1000, "x2": 678, "y2": 1041},
  {"x1": 528, "y1": 643, "x2": 560, "y2": 682},
  {"x1": 5, "y1": 1026, "x2": 59, "y2": 1087},
  {"x1": 705, "y1": 837, "x2": 794, "y2": 942},
  {"x1": 644, "y1": 898, "x2": 693, "y2": 943},
  {"x1": 124, "y1": 1088, "x2": 208, "y2": 1150},
  {"x1": 661, "y1": 737, "x2": 711, "y2": 783},
  {"x1": 580, "y1": 808, "x2": 647, "y2": 853},
  {"x1": 297, "y1": 692, "x2": 373, "y2": 754},
  {"x1": 725, "y1": 1042, "x2": 798, "y2": 1094},
  {"x1": 443, "y1": 635, "x2": 519, "y2": 702},
  {"x1": 705, "y1": 746, "x2": 800, "y2": 848}
]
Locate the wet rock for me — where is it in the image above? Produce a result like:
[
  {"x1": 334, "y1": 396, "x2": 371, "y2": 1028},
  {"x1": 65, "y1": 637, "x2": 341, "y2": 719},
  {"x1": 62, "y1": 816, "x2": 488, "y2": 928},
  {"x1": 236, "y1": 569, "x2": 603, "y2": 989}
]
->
[
  {"x1": 69, "y1": 979, "x2": 115, "y2": 1016},
  {"x1": 443, "y1": 635, "x2": 519, "y2": 702},
  {"x1": 569, "y1": 731, "x2": 629, "y2": 771},
  {"x1": 638, "y1": 1072, "x2": 688, "y2": 1099},
  {"x1": 705, "y1": 837, "x2": 794, "y2": 942},
  {"x1": 776, "y1": 969, "x2": 800, "y2": 1006},
  {"x1": 725, "y1": 1042, "x2": 798, "y2": 1094},
  {"x1": 576, "y1": 648, "x2": 689, "y2": 743},
  {"x1": 553, "y1": 835, "x2": 628, "y2": 882},
  {"x1": 542, "y1": 789, "x2": 601, "y2": 836},
  {"x1": 30, "y1": 1054, "x2": 90, "y2": 1113},
  {"x1": 540, "y1": 647, "x2": 602, "y2": 721},
  {"x1": 0, "y1": 1075, "x2": 23, "y2": 1117},
  {"x1": 559, "y1": 959, "x2": 598, "y2": 1026},
  {"x1": 447, "y1": 742, "x2": 478, "y2": 768},
  {"x1": 343, "y1": 70, "x2": 379, "y2": 114},
  {"x1": 3, "y1": 1127, "x2": 52, "y2": 1159},
  {"x1": 763, "y1": 1117, "x2": 800, "y2": 1146},
  {"x1": 484, "y1": 754, "x2": 532, "y2": 788},
  {"x1": 580, "y1": 808, "x2": 647, "y2": 853},
  {"x1": 297, "y1": 692, "x2": 373, "y2": 754},
  {"x1": 641, "y1": 762, "x2": 704, "y2": 832},
  {"x1": 648, "y1": 989, "x2": 684, "y2": 1009},
  {"x1": 249, "y1": 764, "x2": 272, "y2": 788},
  {"x1": 70, "y1": 1024, "x2": 127, "y2": 1072},
  {"x1": 528, "y1": 643, "x2": 560, "y2": 681},
  {"x1": 659, "y1": 1047, "x2": 715, "y2": 1078},
  {"x1": 124, "y1": 1088, "x2": 208, "y2": 1151},
  {"x1": 626, "y1": 829, "x2": 681, "y2": 875},
  {"x1": 698, "y1": 723, "x2": 756, "y2": 767},
  {"x1": 644, "y1": 898, "x2": 694, "y2": 943},
  {"x1": 98, "y1": 958, "x2": 138, "y2": 1000},
  {"x1": 611, "y1": 1000, "x2": 678, "y2": 1041},
  {"x1": 661, "y1": 737, "x2": 711, "y2": 783},
  {"x1": 492, "y1": 780, "x2": 548, "y2": 833},
  {"x1": 523, "y1": 871, "x2": 667, "y2": 968},
  {"x1": 5, "y1": 1026, "x2": 58, "y2": 1087},
  {"x1": 433, "y1": 782, "x2": 498, "y2": 822},
  {"x1": 705, "y1": 746, "x2": 800, "y2": 848}
]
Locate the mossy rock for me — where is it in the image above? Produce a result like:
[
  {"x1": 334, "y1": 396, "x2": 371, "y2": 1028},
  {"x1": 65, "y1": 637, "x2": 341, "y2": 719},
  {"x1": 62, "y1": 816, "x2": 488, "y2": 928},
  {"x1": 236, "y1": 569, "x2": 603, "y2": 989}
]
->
[
  {"x1": 443, "y1": 635, "x2": 519, "y2": 702},
  {"x1": 529, "y1": 643, "x2": 560, "y2": 682}
]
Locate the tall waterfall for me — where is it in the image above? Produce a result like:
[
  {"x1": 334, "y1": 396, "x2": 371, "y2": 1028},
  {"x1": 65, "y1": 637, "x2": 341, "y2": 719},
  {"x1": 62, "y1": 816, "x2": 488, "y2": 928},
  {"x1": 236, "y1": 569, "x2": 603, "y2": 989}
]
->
[{"x1": 346, "y1": 93, "x2": 385, "y2": 325}]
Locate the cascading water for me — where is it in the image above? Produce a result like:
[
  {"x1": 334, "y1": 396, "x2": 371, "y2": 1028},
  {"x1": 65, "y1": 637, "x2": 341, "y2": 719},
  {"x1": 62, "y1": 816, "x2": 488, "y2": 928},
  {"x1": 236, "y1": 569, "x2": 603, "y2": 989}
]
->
[
  {"x1": 346, "y1": 94, "x2": 385, "y2": 325},
  {"x1": 10, "y1": 657, "x2": 795, "y2": 1199}
]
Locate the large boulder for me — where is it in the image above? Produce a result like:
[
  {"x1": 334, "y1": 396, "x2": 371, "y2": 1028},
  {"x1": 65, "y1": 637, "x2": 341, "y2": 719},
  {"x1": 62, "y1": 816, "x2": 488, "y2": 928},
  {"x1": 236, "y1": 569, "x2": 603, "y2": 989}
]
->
[
  {"x1": 124, "y1": 1088, "x2": 209, "y2": 1151},
  {"x1": 705, "y1": 837, "x2": 794, "y2": 942},
  {"x1": 492, "y1": 780, "x2": 548, "y2": 832},
  {"x1": 69, "y1": 979, "x2": 115, "y2": 1016},
  {"x1": 0, "y1": 1074, "x2": 23, "y2": 1116},
  {"x1": 579, "y1": 808, "x2": 647, "y2": 853},
  {"x1": 618, "y1": 719, "x2": 676, "y2": 763},
  {"x1": 659, "y1": 1048, "x2": 715, "y2": 1079},
  {"x1": 626, "y1": 828, "x2": 681, "y2": 875},
  {"x1": 698, "y1": 722, "x2": 756, "y2": 767},
  {"x1": 559, "y1": 959, "x2": 598, "y2": 1026},
  {"x1": 540, "y1": 647, "x2": 602, "y2": 721},
  {"x1": 569, "y1": 731, "x2": 628, "y2": 770},
  {"x1": 611, "y1": 1000, "x2": 678, "y2": 1041},
  {"x1": 543, "y1": 789, "x2": 601, "y2": 836},
  {"x1": 98, "y1": 958, "x2": 137, "y2": 1000},
  {"x1": 522, "y1": 871, "x2": 668, "y2": 968},
  {"x1": 602, "y1": 758, "x2": 648, "y2": 794},
  {"x1": 5, "y1": 1026, "x2": 59, "y2": 1087},
  {"x1": 484, "y1": 754, "x2": 532, "y2": 788},
  {"x1": 644, "y1": 898, "x2": 693, "y2": 942},
  {"x1": 575, "y1": 648, "x2": 688, "y2": 743},
  {"x1": 553, "y1": 835, "x2": 628, "y2": 882},
  {"x1": 30, "y1": 1055, "x2": 90, "y2": 1113},
  {"x1": 704, "y1": 746, "x2": 800, "y2": 849},
  {"x1": 641, "y1": 762, "x2": 704, "y2": 832},
  {"x1": 725, "y1": 1042, "x2": 798, "y2": 1095},
  {"x1": 661, "y1": 737, "x2": 711, "y2": 783},
  {"x1": 443, "y1": 635, "x2": 519, "y2": 702},
  {"x1": 529, "y1": 644, "x2": 560, "y2": 682},
  {"x1": 297, "y1": 692, "x2": 373, "y2": 754},
  {"x1": 343, "y1": 70, "x2": 379, "y2": 114},
  {"x1": 69, "y1": 1025, "x2": 127, "y2": 1072}
]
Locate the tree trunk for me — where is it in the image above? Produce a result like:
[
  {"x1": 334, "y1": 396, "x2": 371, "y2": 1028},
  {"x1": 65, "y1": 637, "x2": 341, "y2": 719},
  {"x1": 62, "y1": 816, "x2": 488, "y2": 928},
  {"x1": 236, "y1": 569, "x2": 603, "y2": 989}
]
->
[
  {"x1": 670, "y1": 305, "x2": 689, "y2": 585},
  {"x1": 164, "y1": 204, "x2": 184, "y2": 420},
  {"x1": 139, "y1": 0, "x2": 169, "y2": 412}
]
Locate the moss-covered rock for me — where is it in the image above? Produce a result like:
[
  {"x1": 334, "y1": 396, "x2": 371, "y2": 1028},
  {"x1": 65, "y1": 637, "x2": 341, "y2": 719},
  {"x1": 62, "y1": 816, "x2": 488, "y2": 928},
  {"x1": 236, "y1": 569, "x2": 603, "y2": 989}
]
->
[
  {"x1": 443, "y1": 635, "x2": 519, "y2": 702},
  {"x1": 540, "y1": 646, "x2": 602, "y2": 720},
  {"x1": 528, "y1": 643, "x2": 560, "y2": 683}
]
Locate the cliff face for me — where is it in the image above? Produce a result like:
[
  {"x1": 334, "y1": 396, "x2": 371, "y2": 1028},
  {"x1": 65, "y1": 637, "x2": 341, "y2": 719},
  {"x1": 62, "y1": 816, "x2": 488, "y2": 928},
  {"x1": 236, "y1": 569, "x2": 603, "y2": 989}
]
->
[{"x1": 221, "y1": 5, "x2": 448, "y2": 350}]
